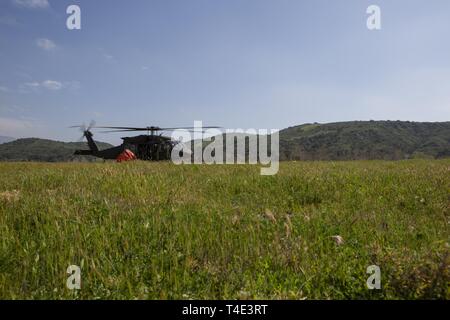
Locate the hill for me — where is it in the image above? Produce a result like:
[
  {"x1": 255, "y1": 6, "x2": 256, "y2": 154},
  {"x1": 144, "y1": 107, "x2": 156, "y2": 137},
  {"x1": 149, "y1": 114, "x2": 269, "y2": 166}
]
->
[
  {"x1": 0, "y1": 121, "x2": 449, "y2": 162},
  {"x1": 0, "y1": 138, "x2": 113, "y2": 162},
  {"x1": 279, "y1": 121, "x2": 450, "y2": 160},
  {"x1": 0, "y1": 136, "x2": 15, "y2": 144},
  {"x1": 193, "y1": 121, "x2": 450, "y2": 161}
]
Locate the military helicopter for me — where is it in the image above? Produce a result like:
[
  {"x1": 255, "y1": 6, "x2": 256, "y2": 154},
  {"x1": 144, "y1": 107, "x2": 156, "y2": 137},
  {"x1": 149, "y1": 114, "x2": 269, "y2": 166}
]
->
[{"x1": 71, "y1": 121, "x2": 220, "y2": 161}]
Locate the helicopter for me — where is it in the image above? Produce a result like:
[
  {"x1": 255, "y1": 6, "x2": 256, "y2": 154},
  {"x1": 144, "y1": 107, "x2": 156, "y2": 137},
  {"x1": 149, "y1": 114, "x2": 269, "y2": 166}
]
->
[{"x1": 70, "y1": 121, "x2": 220, "y2": 161}]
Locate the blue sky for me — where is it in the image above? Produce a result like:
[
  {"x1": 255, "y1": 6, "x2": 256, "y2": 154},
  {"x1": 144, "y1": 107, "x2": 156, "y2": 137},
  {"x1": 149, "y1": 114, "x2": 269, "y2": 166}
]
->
[{"x1": 1, "y1": 0, "x2": 449, "y2": 143}]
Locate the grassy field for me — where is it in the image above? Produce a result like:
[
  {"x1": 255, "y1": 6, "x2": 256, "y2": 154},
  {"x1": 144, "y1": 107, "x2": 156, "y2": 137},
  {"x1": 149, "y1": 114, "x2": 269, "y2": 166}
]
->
[{"x1": 0, "y1": 160, "x2": 448, "y2": 299}]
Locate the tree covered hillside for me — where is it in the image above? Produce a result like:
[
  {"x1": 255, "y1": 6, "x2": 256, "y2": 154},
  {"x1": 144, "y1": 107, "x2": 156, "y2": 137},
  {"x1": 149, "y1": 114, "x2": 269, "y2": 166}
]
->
[
  {"x1": 0, "y1": 138, "x2": 113, "y2": 162},
  {"x1": 279, "y1": 121, "x2": 450, "y2": 160}
]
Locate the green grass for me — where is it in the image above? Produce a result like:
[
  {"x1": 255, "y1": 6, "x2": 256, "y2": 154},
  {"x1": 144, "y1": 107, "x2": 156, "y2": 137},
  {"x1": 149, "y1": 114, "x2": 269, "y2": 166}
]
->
[{"x1": 0, "y1": 160, "x2": 449, "y2": 299}]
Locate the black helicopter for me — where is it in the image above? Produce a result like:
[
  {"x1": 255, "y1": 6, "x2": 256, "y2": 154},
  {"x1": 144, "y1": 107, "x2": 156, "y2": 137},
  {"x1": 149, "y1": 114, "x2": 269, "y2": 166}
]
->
[{"x1": 71, "y1": 122, "x2": 220, "y2": 161}]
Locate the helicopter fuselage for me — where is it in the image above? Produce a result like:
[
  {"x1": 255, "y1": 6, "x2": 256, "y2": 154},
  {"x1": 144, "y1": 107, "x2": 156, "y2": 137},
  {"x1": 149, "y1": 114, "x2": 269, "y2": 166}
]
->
[{"x1": 74, "y1": 131, "x2": 176, "y2": 161}]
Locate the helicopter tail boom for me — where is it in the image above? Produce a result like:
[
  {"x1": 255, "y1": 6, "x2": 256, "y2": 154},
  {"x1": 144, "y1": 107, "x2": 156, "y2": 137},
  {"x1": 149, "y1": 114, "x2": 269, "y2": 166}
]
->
[
  {"x1": 74, "y1": 149, "x2": 94, "y2": 156},
  {"x1": 83, "y1": 130, "x2": 99, "y2": 152},
  {"x1": 74, "y1": 130, "x2": 99, "y2": 156}
]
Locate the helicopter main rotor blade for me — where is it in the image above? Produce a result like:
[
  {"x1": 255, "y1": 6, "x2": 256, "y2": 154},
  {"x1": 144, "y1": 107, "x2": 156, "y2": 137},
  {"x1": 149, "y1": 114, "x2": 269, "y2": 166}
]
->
[
  {"x1": 99, "y1": 129, "x2": 148, "y2": 133},
  {"x1": 94, "y1": 126, "x2": 150, "y2": 130},
  {"x1": 94, "y1": 126, "x2": 222, "y2": 131},
  {"x1": 161, "y1": 129, "x2": 211, "y2": 133},
  {"x1": 159, "y1": 126, "x2": 222, "y2": 130},
  {"x1": 100, "y1": 129, "x2": 212, "y2": 134}
]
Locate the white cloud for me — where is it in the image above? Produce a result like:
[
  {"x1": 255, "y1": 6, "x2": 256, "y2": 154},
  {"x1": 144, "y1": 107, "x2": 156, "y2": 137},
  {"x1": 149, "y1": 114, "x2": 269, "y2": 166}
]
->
[
  {"x1": 20, "y1": 80, "x2": 63, "y2": 92},
  {"x1": 12, "y1": 0, "x2": 49, "y2": 9},
  {"x1": 36, "y1": 38, "x2": 56, "y2": 51},
  {"x1": 20, "y1": 81, "x2": 40, "y2": 93},
  {"x1": 41, "y1": 80, "x2": 62, "y2": 90},
  {"x1": 0, "y1": 86, "x2": 9, "y2": 92},
  {"x1": 26, "y1": 82, "x2": 40, "y2": 87}
]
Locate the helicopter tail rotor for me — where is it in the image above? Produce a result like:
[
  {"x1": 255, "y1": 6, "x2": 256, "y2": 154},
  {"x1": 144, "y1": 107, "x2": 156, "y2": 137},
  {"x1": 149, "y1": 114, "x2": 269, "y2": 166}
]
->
[{"x1": 70, "y1": 120, "x2": 97, "y2": 141}]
